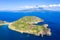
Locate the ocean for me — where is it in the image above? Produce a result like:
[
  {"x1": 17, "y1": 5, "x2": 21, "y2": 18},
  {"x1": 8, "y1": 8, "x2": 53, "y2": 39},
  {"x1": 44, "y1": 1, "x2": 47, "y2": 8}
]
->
[{"x1": 0, "y1": 11, "x2": 60, "y2": 40}]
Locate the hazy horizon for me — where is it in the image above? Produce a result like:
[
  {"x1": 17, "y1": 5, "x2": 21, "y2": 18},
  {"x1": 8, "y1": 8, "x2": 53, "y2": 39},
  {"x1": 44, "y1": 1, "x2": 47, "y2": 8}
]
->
[{"x1": 0, "y1": 0, "x2": 60, "y2": 11}]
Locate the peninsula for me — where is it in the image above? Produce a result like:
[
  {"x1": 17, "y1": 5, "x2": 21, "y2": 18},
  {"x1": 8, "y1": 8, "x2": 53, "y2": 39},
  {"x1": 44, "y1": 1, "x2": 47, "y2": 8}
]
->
[
  {"x1": 0, "y1": 16, "x2": 51, "y2": 37},
  {"x1": 8, "y1": 16, "x2": 51, "y2": 37}
]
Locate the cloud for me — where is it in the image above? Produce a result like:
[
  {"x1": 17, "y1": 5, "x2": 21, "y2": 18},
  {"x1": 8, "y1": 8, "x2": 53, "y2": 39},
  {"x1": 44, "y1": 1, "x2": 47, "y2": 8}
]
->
[
  {"x1": 38, "y1": 4, "x2": 60, "y2": 11},
  {"x1": 20, "y1": 4, "x2": 60, "y2": 9},
  {"x1": 38, "y1": 4, "x2": 60, "y2": 8},
  {"x1": 0, "y1": 4, "x2": 60, "y2": 11},
  {"x1": 49, "y1": 4, "x2": 60, "y2": 7}
]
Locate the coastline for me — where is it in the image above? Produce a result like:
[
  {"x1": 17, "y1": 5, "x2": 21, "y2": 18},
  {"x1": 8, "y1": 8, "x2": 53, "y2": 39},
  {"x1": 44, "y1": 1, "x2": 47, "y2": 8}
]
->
[
  {"x1": 8, "y1": 24, "x2": 51, "y2": 36},
  {"x1": 8, "y1": 24, "x2": 40, "y2": 36}
]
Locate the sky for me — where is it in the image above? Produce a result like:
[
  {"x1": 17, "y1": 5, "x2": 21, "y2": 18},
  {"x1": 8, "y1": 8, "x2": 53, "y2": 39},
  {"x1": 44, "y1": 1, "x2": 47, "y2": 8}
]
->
[{"x1": 0, "y1": 0, "x2": 60, "y2": 11}]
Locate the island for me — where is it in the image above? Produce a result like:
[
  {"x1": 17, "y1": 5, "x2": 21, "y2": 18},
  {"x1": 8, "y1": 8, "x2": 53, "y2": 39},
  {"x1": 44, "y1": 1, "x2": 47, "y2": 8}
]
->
[{"x1": 8, "y1": 16, "x2": 51, "y2": 37}]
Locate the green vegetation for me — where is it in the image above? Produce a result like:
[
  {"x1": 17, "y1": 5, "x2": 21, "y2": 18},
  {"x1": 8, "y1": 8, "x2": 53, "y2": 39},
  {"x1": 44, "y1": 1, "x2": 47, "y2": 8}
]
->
[{"x1": 9, "y1": 16, "x2": 51, "y2": 36}]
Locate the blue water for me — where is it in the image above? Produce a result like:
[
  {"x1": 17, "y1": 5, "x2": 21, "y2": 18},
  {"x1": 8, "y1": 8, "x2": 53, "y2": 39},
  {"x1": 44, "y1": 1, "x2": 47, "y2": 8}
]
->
[{"x1": 0, "y1": 11, "x2": 60, "y2": 40}]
